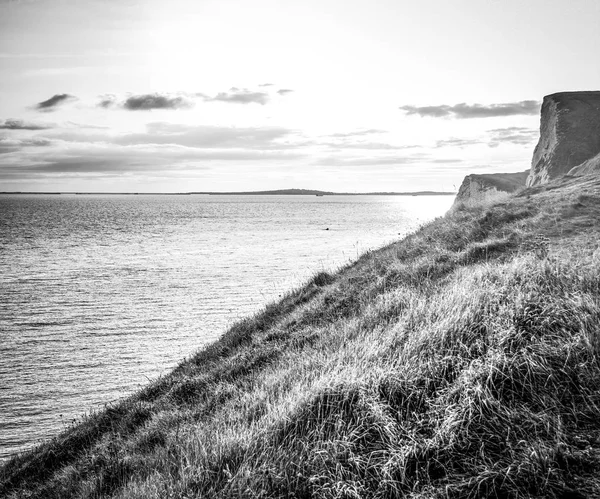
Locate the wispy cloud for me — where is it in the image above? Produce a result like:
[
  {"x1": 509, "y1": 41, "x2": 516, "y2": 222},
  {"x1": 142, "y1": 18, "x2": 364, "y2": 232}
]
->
[
  {"x1": 96, "y1": 87, "x2": 288, "y2": 110},
  {"x1": 202, "y1": 88, "x2": 270, "y2": 105},
  {"x1": 97, "y1": 94, "x2": 117, "y2": 109},
  {"x1": 35, "y1": 94, "x2": 77, "y2": 112},
  {"x1": 0, "y1": 137, "x2": 53, "y2": 154},
  {"x1": 435, "y1": 127, "x2": 539, "y2": 149},
  {"x1": 316, "y1": 129, "x2": 417, "y2": 151},
  {"x1": 113, "y1": 122, "x2": 297, "y2": 149},
  {"x1": 63, "y1": 121, "x2": 110, "y2": 130},
  {"x1": 487, "y1": 127, "x2": 538, "y2": 147},
  {"x1": 0, "y1": 118, "x2": 54, "y2": 130},
  {"x1": 28, "y1": 123, "x2": 302, "y2": 151},
  {"x1": 0, "y1": 141, "x2": 304, "y2": 179},
  {"x1": 314, "y1": 153, "x2": 460, "y2": 168},
  {"x1": 435, "y1": 137, "x2": 483, "y2": 148},
  {"x1": 399, "y1": 100, "x2": 540, "y2": 119},
  {"x1": 0, "y1": 121, "x2": 306, "y2": 181},
  {"x1": 0, "y1": 51, "x2": 152, "y2": 59},
  {"x1": 318, "y1": 142, "x2": 419, "y2": 151},
  {"x1": 327, "y1": 129, "x2": 387, "y2": 138}
]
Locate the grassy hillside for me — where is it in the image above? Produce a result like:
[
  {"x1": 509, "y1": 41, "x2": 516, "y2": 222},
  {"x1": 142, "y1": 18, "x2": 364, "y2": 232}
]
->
[{"x1": 2, "y1": 174, "x2": 600, "y2": 499}]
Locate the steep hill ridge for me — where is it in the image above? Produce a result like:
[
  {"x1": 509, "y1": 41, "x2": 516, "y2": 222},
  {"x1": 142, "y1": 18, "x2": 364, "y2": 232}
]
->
[{"x1": 528, "y1": 91, "x2": 600, "y2": 186}]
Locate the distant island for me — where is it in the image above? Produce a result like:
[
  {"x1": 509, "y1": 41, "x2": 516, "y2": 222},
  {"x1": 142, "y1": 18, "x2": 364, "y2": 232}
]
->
[
  {"x1": 197, "y1": 188, "x2": 455, "y2": 196},
  {"x1": 0, "y1": 188, "x2": 455, "y2": 196}
]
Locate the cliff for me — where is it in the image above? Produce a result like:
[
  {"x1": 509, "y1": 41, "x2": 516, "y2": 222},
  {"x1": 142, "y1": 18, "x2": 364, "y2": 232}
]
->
[
  {"x1": 527, "y1": 91, "x2": 600, "y2": 186},
  {"x1": 454, "y1": 170, "x2": 529, "y2": 205}
]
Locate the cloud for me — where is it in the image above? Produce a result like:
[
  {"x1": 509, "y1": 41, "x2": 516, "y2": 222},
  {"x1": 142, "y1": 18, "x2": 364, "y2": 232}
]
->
[
  {"x1": 316, "y1": 129, "x2": 418, "y2": 151},
  {"x1": 0, "y1": 141, "x2": 304, "y2": 180},
  {"x1": 114, "y1": 122, "x2": 297, "y2": 149},
  {"x1": 487, "y1": 127, "x2": 538, "y2": 147},
  {"x1": 399, "y1": 100, "x2": 540, "y2": 119},
  {"x1": 41, "y1": 123, "x2": 415, "y2": 155},
  {"x1": 123, "y1": 94, "x2": 193, "y2": 111},
  {"x1": 435, "y1": 137, "x2": 483, "y2": 148},
  {"x1": 0, "y1": 137, "x2": 53, "y2": 154},
  {"x1": 98, "y1": 94, "x2": 117, "y2": 108},
  {"x1": 328, "y1": 129, "x2": 387, "y2": 138},
  {"x1": 63, "y1": 121, "x2": 110, "y2": 130},
  {"x1": 319, "y1": 142, "x2": 419, "y2": 151},
  {"x1": 99, "y1": 99, "x2": 115, "y2": 108},
  {"x1": 314, "y1": 153, "x2": 460, "y2": 168},
  {"x1": 435, "y1": 127, "x2": 539, "y2": 149},
  {"x1": 30, "y1": 149, "x2": 291, "y2": 173},
  {"x1": 0, "y1": 118, "x2": 54, "y2": 130},
  {"x1": 99, "y1": 87, "x2": 277, "y2": 109},
  {"x1": 35, "y1": 94, "x2": 77, "y2": 112},
  {"x1": 28, "y1": 122, "x2": 303, "y2": 152},
  {"x1": 203, "y1": 88, "x2": 270, "y2": 105}
]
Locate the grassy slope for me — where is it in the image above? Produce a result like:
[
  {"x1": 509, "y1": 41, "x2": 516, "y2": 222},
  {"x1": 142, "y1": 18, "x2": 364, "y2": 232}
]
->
[{"x1": 2, "y1": 174, "x2": 600, "y2": 499}]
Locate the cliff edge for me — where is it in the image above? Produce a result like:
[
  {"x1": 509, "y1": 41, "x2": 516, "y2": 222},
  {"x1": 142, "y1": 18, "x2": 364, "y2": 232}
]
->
[
  {"x1": 527, "y1": 91, "x2": 600, "y2": 186},
  {"x1": 454, "y1": 170, "x2": 529, "y2": 205}
]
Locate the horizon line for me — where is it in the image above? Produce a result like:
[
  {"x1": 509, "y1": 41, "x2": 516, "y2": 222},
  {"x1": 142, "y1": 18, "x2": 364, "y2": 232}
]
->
[{"x1": 0, "y1": 189, "x2": 457, "y2": 196}]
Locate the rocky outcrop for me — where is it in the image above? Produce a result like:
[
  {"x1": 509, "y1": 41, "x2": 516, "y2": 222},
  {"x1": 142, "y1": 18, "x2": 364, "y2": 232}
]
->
[
  {"x1": 527, "y1": 91, "x2": 600, "y2": 186},
  {"x1": 568, "y1": 151, "x2": 600, "y2": 177},
  {"x1": 454, "y1": 171, "x2": 529, "y2": 205}
]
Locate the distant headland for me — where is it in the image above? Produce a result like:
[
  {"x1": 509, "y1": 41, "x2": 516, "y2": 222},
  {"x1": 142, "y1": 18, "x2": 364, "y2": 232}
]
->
[{"x1": 0, "y1": 188, "x2": 455, "y2": 196}]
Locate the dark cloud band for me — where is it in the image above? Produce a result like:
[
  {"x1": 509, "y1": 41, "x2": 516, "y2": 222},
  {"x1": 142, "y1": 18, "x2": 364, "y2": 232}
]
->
[
  {"x1": 399, "y1": 100, "x2": 540, "y2": 119},
  {"x1": 0, "y1": 118, "x2": 54, "y2": 130},
  {"x1": 123, "y1": 94, "x2": 193, "y2": 111}
]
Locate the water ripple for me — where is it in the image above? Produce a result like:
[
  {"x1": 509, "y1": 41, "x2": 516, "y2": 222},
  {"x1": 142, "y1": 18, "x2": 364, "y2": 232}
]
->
[{"x1": 0, "y1": 194, "x2": 452, "y2": 460}]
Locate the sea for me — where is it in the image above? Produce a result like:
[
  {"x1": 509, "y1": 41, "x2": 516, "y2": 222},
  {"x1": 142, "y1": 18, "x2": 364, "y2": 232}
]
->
[{"x1": 0, "y1": 193, "x2": 453, "y2": 461}]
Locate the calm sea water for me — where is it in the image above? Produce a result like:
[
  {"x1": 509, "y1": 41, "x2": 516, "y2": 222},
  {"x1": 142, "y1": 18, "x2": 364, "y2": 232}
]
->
[{"x1": 0, "y1": 194, "x2": 452, "y2": 460}]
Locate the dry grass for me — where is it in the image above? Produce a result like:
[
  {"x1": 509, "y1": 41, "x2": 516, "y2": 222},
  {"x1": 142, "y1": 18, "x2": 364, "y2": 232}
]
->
[{"x1": 2, "y1": 174, "x2": 600, "y2": 498}]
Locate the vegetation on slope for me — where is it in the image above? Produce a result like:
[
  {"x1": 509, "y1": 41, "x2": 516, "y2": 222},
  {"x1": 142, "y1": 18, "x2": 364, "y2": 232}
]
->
[{"x1": 2, "y1": 174, "x2": 600, "y2": 499}]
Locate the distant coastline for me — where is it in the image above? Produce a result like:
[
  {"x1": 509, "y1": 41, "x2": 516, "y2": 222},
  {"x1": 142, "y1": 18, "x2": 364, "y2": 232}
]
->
[{"x1": 0, "y1": 188, "x2": 455, "y2": 196}]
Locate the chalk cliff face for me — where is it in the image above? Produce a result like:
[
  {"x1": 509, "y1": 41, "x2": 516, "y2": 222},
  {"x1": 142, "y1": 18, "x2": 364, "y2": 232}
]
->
[
  {"x1": 527, "y1": 91, "x2": 600, "y2": 186},
  {"x1": 454, "y1": 171, "x2": 529, "y2": 205}
]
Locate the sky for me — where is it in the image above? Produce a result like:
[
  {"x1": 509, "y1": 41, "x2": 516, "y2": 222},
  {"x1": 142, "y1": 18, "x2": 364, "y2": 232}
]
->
[{"x1": 1, "y1": 0, "x2": 599, "y2": 193}]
